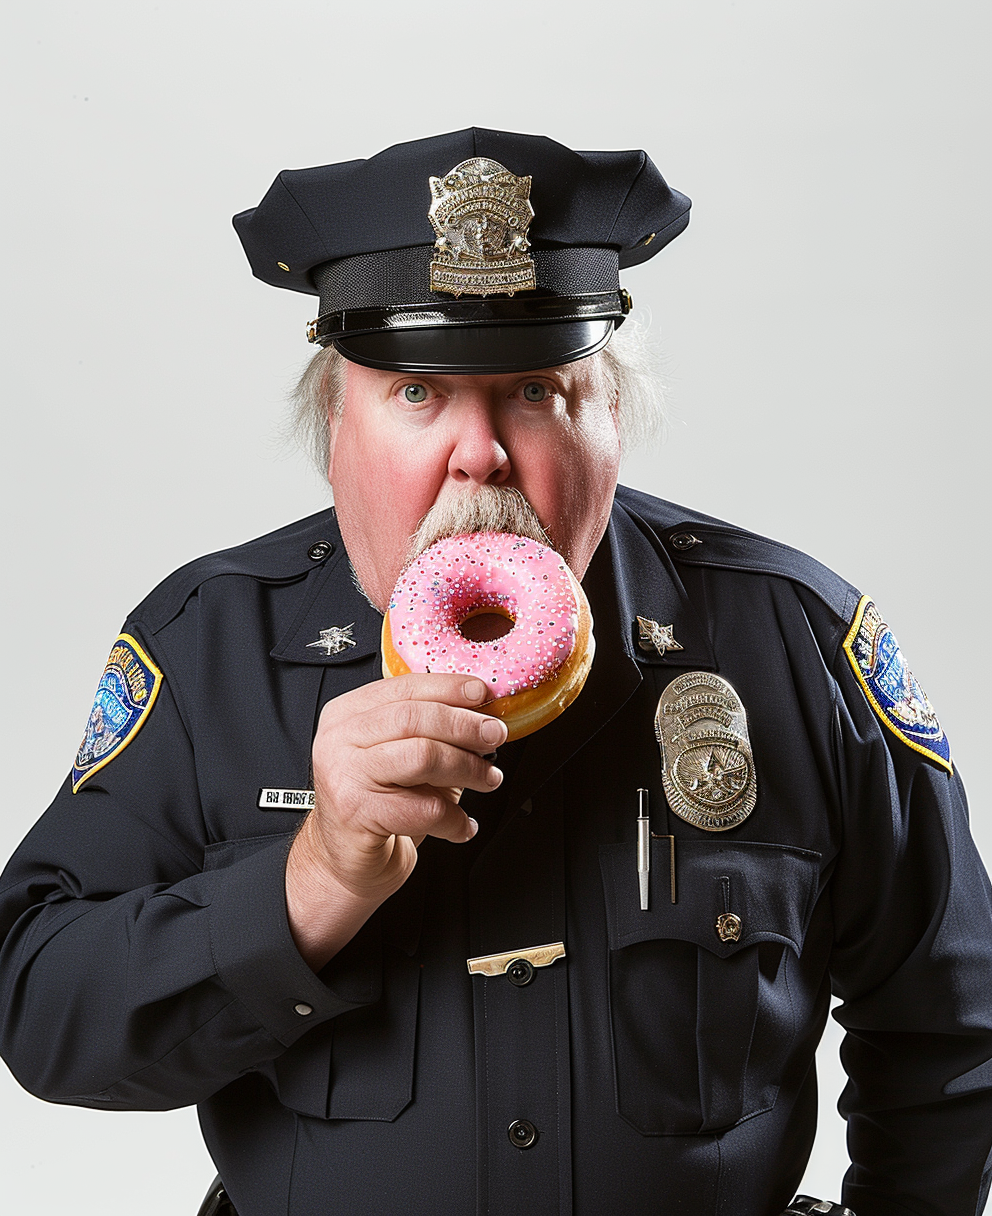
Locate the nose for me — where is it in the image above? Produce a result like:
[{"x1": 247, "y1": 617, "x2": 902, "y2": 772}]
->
[{"x1": 447, "y1": 395, "x2": 511, "y2": 486}]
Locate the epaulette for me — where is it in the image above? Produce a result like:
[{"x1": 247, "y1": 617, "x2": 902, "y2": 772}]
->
[
  {"x1": 615, "y1": 485, "x2": 861, "y2": 625},
  {"x1": 131, "y1": 508, "x2": 340, "y2": 635}
]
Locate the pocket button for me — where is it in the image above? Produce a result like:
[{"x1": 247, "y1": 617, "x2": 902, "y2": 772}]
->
[
  {"x1": 507, "y1": 1119, "x2": 538, "y2": 1149},
  {"x1": 506, "y1": 958, "x2": 535, "y2": 987}
]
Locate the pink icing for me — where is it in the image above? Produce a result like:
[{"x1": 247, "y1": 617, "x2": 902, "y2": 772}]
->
[{"x1": 387, "y1": 532, "x2": 579, "y2": 699}]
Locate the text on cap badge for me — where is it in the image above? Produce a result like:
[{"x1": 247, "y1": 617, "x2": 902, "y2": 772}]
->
[
  {"x1": 654, "y1": 672, "x2": 757, "y2": 831},
  {"x1": 428, "y1": 158, "x2": 537, "y2": 297}
]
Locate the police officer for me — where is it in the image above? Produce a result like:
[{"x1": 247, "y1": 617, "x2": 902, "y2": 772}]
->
[{"x1": 1, "y1": 129, "x2": 990, "y2": 1216}]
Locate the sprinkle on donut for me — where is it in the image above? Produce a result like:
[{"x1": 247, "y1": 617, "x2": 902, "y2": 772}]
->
[{"x1": 386, "y1": 532, "x2": 579, "y2": 700}]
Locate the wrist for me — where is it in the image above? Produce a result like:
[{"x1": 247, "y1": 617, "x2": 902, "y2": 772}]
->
[{"x1": 286, "y1": 818, "x2": 399, "y2": 971}]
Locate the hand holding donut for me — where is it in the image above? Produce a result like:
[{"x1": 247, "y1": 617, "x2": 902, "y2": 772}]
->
[{"x1": 286, "y1": 674, "x2": 506, "y2": 969}]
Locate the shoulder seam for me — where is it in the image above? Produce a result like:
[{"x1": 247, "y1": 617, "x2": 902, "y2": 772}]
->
[{"x1": 613, "y1": 491, "x2": 860, "y2": 625}]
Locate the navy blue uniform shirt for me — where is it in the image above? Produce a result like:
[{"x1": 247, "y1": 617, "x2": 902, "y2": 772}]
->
[{"x1": 2, "y1": 486, "x2": 991, "y2": 1215}]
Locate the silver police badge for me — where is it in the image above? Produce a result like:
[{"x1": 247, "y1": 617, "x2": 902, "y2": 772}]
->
[
  {"x1": 654, "y1": 672, "x2": 757, "y2": 831},
  {"x1": 428, "y1": 158, "x2": 537, "y2": 297}
]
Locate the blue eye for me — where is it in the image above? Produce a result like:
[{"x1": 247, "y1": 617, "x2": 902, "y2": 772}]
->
[
  {"x1": 403, "y1": 384, "x2": 428, "y2": 403},
  {"x1": 523, "y1": 383, "x2": 548, "y2": 402}
]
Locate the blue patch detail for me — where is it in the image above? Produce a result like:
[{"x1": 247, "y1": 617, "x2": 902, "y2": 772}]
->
[
  {"x1": 72, "y1": 634, "x2": 163, "y2": 792},
  {"x1": 844, "y1": 597, "x2": 951, "y2": 772}
]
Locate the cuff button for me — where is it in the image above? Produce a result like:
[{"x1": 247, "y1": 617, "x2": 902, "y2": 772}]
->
[{"x1": 294, "y1": 1002, "x2": 314, "y2": 1016}]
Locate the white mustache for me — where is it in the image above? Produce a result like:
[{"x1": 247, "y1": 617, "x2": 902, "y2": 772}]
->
[{"x1": 408, "y1": 485, "x2": 553, "y2": 563}]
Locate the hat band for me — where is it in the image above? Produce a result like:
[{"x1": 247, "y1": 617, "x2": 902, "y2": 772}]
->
[
  {"x1": 307, "y1": 289, "x2": 631, "y2": 347},
  {"x1": 312, "y1": 244, "x2": 619, "y2": 309}
]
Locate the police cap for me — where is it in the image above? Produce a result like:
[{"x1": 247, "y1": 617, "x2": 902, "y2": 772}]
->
[{"x1": 233, "y1": 127, "x2": 690, "y2": 374}]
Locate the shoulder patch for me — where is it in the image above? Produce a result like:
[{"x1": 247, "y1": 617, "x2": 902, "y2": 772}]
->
[
  {"x1": 842, "y1": 596, "x2": 951, "y2": 773},
  {"x1": 72, "y1": 634, "x2": 164, "y2": 792}
]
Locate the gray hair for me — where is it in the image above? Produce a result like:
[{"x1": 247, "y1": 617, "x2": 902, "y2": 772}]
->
[{"x1": 290, "y1": 316, "x2": 666, "y2": 476}]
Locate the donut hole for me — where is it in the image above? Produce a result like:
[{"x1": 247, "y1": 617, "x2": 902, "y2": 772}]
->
[{"x1": 458, "y1": 607, "x2": 516, "y2": 643}]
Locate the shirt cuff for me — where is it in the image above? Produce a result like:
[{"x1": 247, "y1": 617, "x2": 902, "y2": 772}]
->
[{"x1": 207, "y1": 835, "x2": 380, "y2": 1046}]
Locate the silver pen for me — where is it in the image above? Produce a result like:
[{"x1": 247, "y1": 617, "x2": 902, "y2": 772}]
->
[{"x1": 637, "y1": 788, "x2": 650, "y2": 910}]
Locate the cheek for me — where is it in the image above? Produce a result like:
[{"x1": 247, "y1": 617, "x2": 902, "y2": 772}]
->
[
  {"x1": 558, "y1": 417, "x2": 621, "y2": 502},
  {"x1": 335, "y1": 428, "x2": 442, "y2": 542},
  {"x1": 522, "y1": 414, "x2": 620, "y2": 549}
]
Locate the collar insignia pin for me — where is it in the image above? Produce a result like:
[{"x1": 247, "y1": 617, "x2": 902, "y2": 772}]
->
[
  {"x1": 307, "y1": 624, "x2": 357, "y2": 656},
  {"x1": 636, "y1": 616, "x2": 684, "y2": 657},
  {"x1": 428, "y1": 158, "x2": 537, "y2": 297}
]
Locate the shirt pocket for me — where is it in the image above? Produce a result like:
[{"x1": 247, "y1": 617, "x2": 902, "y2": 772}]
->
[
  {"x1": 202, "y1": 834, "x2": 424, "y2": 1123},
  {"x1": 599, "y1": 837, "x2": 821, "y2": 1135}
]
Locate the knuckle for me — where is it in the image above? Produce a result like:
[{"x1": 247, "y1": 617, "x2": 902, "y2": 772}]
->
[
  {"x1": 414, "y1": 737, "x2": 440, "y2": 771},
  {"x1": 393, "y1": 699, "x2": 422, "y2": 737},
  {"x1": 420, "y1": 795, "x2": 448, "y2": 827}
]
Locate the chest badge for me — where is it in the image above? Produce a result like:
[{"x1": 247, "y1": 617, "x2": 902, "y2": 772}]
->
[
  {"x1": 654, "y1": 672, "x2": 757, "y2": 831},
  {"x1": 307, "y1": 624, "x2": 357, "y2": 656}
]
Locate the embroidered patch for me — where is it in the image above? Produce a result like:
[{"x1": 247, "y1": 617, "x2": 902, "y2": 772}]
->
[
  {"x1": 843, "y1": 595, "x2": 951, "y2": 772},
  {"x1": 72, "y1": 634, "x2": 164, "y2": 792}
]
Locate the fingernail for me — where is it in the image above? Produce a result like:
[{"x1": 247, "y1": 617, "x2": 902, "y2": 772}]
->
[
  {"x1": 465, "y1": 680, "x2": 487, "y2": 703},
  {"x1": 481, "y1": 718, "x2": 504, "y2": 745},
  {"x1": 487, "y1": 766, "x2": 503, "y2": 788},
  {"x1": 467, "y1": 817, "x2": 480, "y2": 838}
]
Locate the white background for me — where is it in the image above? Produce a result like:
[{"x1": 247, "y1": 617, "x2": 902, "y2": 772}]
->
[{"x1": 1, "y1": 2, "x2": 989, "y2": 1211}]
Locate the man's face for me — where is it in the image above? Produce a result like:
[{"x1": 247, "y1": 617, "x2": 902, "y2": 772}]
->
[{"x1": 327, "y1": 353, "x2": 622, "y2": 612}]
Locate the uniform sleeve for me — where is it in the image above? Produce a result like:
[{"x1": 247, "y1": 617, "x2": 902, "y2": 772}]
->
[
  {"x1": 0, "y1": 625, "x2": 374, "y2": 1112},
  {"x1": 828, "y1": 650, "x2": 992, "y2": 1216}
]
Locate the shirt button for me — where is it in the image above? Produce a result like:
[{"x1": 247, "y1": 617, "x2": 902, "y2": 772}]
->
[
  {"x1": 506, "y1": 958, "x2": 535, "y2": 987},
  {"x1": 507, "y1": 1119, "x2": 538, "y2": 1149},
  {"x1": 294, "y1": 1002, "x2": 313, "y2": 1016},
  {"x1": 307, "y1": 541, "x2": 333, "y2": 561}
]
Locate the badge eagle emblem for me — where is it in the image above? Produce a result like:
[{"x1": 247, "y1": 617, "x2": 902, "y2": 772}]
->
[
  {"x1": 428, "y1": 158, "x2": 537, "y2": 297},
  {"x1": 655, "y1": 672, "x2": 757, "y2": 831}
]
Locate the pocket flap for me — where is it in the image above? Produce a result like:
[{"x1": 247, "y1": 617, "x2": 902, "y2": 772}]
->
[
  {"x1": 600, "y1": 838, "x2": 821, "y2": 957},
  {"x1": 203, "y1": 832, "x2": 293, "y2": 871}
]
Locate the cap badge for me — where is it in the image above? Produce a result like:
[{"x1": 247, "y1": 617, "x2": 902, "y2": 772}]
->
[
  {"x1": 636, "y1": 615, "x2": 684, "y2": 657},
  {"x1": 654, "y1": 672, "x2": 757, "y2": 832},
  {"x1": 428, "y1": 158, "x2": 537, "y2": 297},
  {"x1": 307, "y1": 624, "x2": 357, "y2": 656}
]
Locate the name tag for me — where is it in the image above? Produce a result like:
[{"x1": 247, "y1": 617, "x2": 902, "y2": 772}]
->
[{"x1": 257, "y1": 787, "x2": 315, "y2": 811}]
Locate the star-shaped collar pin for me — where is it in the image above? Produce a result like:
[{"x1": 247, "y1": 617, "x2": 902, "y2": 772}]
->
[
  {"x1": 636, "y1": 615, "x2": 684, "y2": 657},
  {"x1": 307, "y1": 624, "x2": 358, "y2": 656}
]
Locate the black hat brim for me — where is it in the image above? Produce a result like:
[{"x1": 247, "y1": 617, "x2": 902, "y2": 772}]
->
[{"x1": 332, "y1": 318, "x2": 615, "y2": 375}]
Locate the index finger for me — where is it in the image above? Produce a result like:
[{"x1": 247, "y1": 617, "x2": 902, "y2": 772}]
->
[{"x1": 356, "y1": 672, "x2": 490, "y2": 710}]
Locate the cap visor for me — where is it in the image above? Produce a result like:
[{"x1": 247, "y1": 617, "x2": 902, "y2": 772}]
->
[{"x1": 333, "y1": 319, "x2": 615, "y2": 374}]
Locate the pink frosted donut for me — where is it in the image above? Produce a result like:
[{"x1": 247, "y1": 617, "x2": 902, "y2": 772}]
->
[{"x1": 381, "y1": 532, "x2": 595, "y2": 741}]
